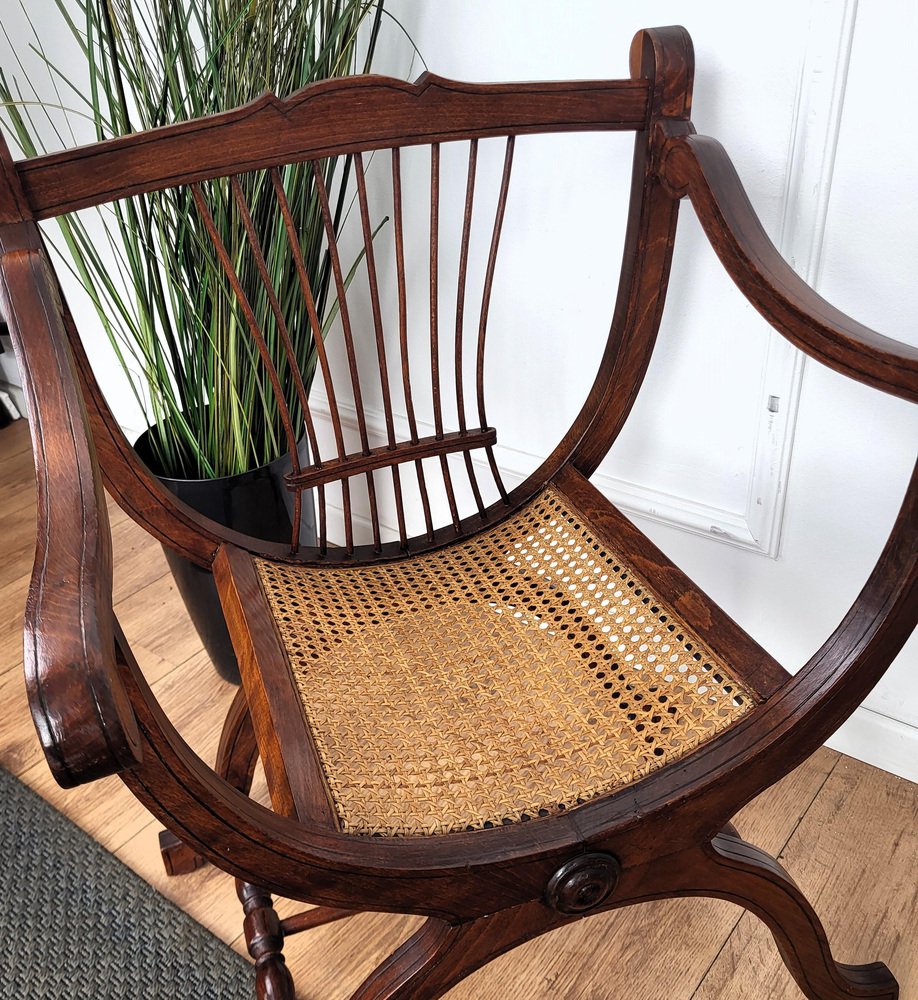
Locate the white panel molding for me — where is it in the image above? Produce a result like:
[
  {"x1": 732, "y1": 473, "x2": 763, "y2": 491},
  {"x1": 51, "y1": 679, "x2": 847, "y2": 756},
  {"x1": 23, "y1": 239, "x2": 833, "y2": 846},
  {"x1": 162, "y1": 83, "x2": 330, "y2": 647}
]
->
[
  {"x1": 778, "y1": 0, "x2": 859, "y2": 282},
  {"x1": 740, "y1": 0, "x2": 859, "y2": 557},
  {"x1": 595, "y1": 0, "x2": 859, "y2": 558},
  {"x1": 591, "y1": 471, "x2": 760, "y2": 548}
]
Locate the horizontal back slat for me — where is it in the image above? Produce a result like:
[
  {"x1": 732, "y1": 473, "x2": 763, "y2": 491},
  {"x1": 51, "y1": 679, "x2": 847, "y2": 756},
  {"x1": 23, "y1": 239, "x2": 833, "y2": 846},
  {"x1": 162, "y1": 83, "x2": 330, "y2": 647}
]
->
[
  {"x1": 16, "y1": 73, "x2": 650, "y2": 220},
  {"x1": 285, "y1": 428, "x2": 498, "y2": 491}
]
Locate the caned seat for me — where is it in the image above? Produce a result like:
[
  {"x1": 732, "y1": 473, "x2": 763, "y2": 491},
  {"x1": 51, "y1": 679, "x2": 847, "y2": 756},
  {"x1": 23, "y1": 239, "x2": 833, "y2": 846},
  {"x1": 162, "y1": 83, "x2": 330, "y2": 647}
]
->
[
  {"x1": 223, "y1": 478, "x2": 771, "y2": 837},
  {"x1": 5, "y1": 23, "x2": 917, "y2": 1000}
]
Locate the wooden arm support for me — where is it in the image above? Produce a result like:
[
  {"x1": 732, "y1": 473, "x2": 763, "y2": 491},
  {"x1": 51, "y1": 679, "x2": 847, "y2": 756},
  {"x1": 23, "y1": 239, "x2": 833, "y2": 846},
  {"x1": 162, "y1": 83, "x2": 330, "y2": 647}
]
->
[
  {"x1": 0, "y1": 223, "x2": 141, "y2": 786},
  {"x1": 657, "y1": 129, "x2": 918, "y2": 402}
]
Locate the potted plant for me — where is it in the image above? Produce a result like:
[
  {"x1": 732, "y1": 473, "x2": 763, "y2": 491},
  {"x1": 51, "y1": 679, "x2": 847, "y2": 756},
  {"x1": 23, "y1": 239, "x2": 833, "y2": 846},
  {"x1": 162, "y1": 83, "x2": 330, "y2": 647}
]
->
[{"x1": 0, "y1": 0, "x2": 408, "y2": 680}]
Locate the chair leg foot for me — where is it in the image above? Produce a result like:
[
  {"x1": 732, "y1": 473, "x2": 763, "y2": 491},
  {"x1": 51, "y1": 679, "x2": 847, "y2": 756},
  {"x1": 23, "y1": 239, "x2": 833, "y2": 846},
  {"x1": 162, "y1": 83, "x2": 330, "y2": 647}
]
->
[
  {"x1": 698, "y1": 832, "x2": 898, "y2": 1000},
  {"x1": 238, "y1": 881, "x2": 296, "y2": 1000},
  {"x1": 159, "y1": 829, "x2": 206, "y2": 876}
]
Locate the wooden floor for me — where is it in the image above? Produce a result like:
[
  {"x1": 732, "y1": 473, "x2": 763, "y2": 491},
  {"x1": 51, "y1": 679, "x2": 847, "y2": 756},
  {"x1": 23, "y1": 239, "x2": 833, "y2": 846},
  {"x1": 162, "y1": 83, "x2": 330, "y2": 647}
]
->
[{"x1": 1, "y1": 417, "x2": 916, "y2": 999}]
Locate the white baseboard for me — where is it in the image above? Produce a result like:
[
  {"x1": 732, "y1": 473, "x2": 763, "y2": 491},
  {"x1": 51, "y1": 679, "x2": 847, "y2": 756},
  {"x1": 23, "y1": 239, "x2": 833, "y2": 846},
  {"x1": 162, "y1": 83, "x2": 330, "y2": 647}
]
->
[
  {"x1": 826, "y1": 706, "x2": 918, "y2": 784},
  {"x1": 0, "y1": 381, "x2": 25, "y2": 420}
]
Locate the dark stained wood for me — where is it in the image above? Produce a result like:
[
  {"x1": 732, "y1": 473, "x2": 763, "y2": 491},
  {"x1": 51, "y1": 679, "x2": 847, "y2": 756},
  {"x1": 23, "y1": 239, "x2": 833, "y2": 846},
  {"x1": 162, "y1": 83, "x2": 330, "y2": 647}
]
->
[
  {"x1": 0, "y1": 133, "x2": 30, "y2": 224},
  {"x1": 658, "y1": 130, "x2": 918, "y2": 403},
  {"x1": 392, "y1": 146, "x2": 435, "y2": 542},
  {"x1": 4, "y1": 22, "x2": 915, "y2": 1000},
  {"x1": 284, "y1": 427, "x2": 497, "y2": 490},
  {"x1": 455, "y1": 140, "x2": 478, "y2": 439},
  {"x1": 0, "y1": 148, "x2": 141, "y2": 786},
  {"x1": 215, "y1": 685, "x2": 260, "y2": 797},
  {"x1": 429, "y1": 142, "x2": 443, "y2": 443},
  {"x1": 694, "y1": 833, "x2": 898, "y2": 1000},
  {"x1": 237, "y1": 880, "x2": 297, "y2": 1000},
  {"x1": 354, "y1": 152, "x2": 395, "y2": 452},
  {"x1": 311, "y1": 158, "x2": 381, "y2": 553},
  {"x1": 349, "y1": 832, "x2": 897, "y2": 1000},
  {"x1": 428, "y1": 143, "x2": 461, "y2": 533},
  {"x1": 455, "y1": 140, "x2": 487, "y2": 519},
  {"x1": 159, "y1": 828, "x2": 207, "y2": 877},
  {"x1": 280, "y1": 906, "x2": 361, "y2": 937},
  {"x1": 476, "y1": 136, "x2": 515, "y2": 503},
  {"x1": 4, "y1": 247, "x2": 140, "y2": 786},
  {"x1": 213, "y1": 544, "x2": 338, "y2": 828},
  {"x1": 354, "y1": 153, "x2": 408, "y2": 549},
  {"x1": 18, "y1": 75, "x2": 652, "y2": 220}
]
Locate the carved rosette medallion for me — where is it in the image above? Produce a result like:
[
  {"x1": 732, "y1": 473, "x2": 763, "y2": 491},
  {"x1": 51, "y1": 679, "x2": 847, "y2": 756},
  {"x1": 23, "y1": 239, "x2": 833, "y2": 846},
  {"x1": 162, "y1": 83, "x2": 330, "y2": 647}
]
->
[{"x1": 545, "y1": 853, "x2": 622, "y2": 914}]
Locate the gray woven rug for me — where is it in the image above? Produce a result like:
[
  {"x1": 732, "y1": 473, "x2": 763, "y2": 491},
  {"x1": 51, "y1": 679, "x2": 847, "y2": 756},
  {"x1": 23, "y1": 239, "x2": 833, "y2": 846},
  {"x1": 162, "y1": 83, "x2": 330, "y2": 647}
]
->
[{"x1": 0, "y1": 767, "x2": 253, "y2": 999}]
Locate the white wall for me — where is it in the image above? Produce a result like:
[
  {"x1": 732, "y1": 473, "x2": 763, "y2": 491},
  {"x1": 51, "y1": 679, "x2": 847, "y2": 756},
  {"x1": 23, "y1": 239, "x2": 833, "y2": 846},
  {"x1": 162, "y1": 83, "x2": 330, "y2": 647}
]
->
[
  {"x1": 2, "y1": 1, "x2": 915, "y2": 778},
  {"x1": 0, "y1": 1, "x2": 150, "y2": 430}
]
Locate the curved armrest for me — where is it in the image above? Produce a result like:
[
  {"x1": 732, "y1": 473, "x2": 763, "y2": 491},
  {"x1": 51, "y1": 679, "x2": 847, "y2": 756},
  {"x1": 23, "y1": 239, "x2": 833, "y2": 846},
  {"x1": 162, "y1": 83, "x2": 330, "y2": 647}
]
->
[
  {"x1": 0, "y1": 220, "x2": 141, "y2": 786},
  {"x1": 658, "y1": 131, "x2": 918, "y2": 402}
]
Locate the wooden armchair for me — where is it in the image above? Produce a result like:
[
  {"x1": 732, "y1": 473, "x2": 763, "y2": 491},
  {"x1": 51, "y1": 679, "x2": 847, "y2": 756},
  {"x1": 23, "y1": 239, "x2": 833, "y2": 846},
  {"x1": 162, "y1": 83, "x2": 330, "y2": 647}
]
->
[{"x1": 3, "y1": 24, "x2": 916, "y2": 1000}]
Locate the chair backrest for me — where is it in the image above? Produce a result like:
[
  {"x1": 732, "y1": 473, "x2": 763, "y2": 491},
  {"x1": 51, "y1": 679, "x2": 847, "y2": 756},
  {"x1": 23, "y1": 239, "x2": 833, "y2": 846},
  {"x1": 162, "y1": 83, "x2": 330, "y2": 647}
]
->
[{"x1": 3, "y1": 33, "x2": 691, "y2": 562}]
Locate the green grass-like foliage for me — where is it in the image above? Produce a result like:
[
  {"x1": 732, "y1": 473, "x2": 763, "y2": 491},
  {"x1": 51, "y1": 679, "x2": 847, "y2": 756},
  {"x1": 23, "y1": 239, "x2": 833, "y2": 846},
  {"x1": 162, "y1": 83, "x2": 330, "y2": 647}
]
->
[{"x1": 0, "y1": 0, "x2": 392, "y2": 478}]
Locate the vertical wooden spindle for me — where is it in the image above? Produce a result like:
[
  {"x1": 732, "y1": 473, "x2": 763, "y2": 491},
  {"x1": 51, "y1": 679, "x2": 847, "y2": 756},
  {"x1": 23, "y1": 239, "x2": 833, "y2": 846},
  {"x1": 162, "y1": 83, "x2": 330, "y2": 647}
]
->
[
  {"x1": 190, "y1": 183, "x2": 304, "y2": 546},
  {"x1": 340, "y1": 479, "x2": 355, "y2": 555},
  {"x1": 477, "y1": 137, "x2": 516, "y2": 503},
  {"x1": 392, "y1": 147, "x2": 434, "y2": 541},
  {"x1": 455, "y1": 140, "x2": 486, "y2": 518},
  {"x1": 355, "y1": 153, "x2": 406, "y2": 550},
  {"x1": 237, "y1": 881, "x2": 295, "y2": 999},
  {"x1": 312, "y1": 159, "x2": 381, "y2": 551},
  {"x1": 430, "y1": 143, "x2": 461, "y2": 531},
  {"x1": 316, "y1": 484, "x2": 328, "y2": 556},
  {"x1": 230, "y1": 175, "x2": 322, "y2": 552},
  {"x1": 271, "y1": 167, "x2": 347, "y2": 554}
]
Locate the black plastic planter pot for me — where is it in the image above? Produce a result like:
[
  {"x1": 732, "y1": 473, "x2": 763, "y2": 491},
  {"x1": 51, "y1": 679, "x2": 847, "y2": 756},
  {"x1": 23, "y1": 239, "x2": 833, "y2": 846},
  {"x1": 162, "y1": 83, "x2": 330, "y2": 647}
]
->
[{"x1": 134, "y1": 432, "x2": 315, "y2": 684}]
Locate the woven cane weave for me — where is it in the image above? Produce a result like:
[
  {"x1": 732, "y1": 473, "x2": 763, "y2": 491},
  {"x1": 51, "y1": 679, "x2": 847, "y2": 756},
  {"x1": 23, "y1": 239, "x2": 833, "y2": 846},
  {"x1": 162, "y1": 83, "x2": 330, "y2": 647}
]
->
[{"x1": 254, "y1": 486, "x2": 755, "y2": 837}]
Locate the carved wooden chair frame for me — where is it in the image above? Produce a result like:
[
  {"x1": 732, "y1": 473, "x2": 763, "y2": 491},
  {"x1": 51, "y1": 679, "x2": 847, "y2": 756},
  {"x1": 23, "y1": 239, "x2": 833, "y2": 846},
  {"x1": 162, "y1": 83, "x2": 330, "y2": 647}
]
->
[{"x1": 2, "y1": 25, "x2": 916, "y2": 1000}]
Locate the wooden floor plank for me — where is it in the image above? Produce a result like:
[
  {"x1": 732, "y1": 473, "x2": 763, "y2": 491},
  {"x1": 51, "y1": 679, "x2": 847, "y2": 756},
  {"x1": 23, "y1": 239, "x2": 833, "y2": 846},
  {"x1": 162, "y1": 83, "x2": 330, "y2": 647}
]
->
[
  {"x1": 0, "y1": 647, "x2": 42, "y2": 776},
  {"x1": 111, "y1": 511, "x2": 175, "y2": 601},
  {"x1": 0, "y1": 503, "x2": 39, "y2": 590},
  {"x1": 0, "y1": 439, "x2": 36, "y2": 514},
  {"x1": 691, "y1": 755, "x2": 918, "y2": 999},
  {"x1": 0, "y1": 419, "x2": 31, "y2": 459},
  {"x1": 116, "y1": 571, "x2": 205, "y2": 665}
]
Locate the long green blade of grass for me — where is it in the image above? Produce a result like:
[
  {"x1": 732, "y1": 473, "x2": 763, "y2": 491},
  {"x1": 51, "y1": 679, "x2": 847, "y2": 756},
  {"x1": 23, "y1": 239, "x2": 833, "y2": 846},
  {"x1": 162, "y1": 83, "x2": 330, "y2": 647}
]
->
[{"x1": 0, "y1": 0, "x2": 408, "y2": 478}]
